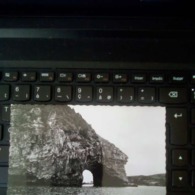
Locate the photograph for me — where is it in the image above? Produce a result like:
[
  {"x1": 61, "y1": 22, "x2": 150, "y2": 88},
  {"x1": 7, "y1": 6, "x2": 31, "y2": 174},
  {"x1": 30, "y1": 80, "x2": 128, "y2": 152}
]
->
[{"x1": 7, "y1": 104, "x2": 166, "y2": 195}]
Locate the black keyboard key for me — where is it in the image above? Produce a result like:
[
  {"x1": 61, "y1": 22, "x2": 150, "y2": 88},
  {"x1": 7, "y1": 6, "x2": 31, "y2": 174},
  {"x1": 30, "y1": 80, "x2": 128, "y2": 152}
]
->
[
  {"x1": 192, "y1": 128, "x2": 195, "y2": 145},
  {"x1": 0, "y1": 187, "x2": 7, "y2": 195},
  {"x1": 13, "y1": 85, "x2": 30, "y2": 101},
  {"x1": 191, "y1": 109, "x2": 195, "y2": 124},
  {"x1": 166, "y1": 108, "x2": 187, "y2": 145},
  {"x1": 150, "y1": 75, "x2": 164, "y2": 84},
  {"x1": 0, "y1": 125, "x2": 10, "y2": 144},
  {"x1": 132, "y1": 74, "x2": 146, "y2": 83},
  {"x1": 113, "y1": 74, "x2": 127, "y2": 83},
  {"x1": 94, "y1": 73, "x2": 109, "y2": 83},
  {"x1": 96, "y1": 87, "x2": 113, "y2": 102},
  {"x1": 3, "y1": 72, "x2": 18, "y2": 82},
  {"x1": 159, "y1": 88, "x2": 187, "y2": 104},
  {"x1": 21, "y1": 72, "x2": 36, "y2": 82},
  {"x1": 138, "y1": 88, "x2": 155, "y2": 103},
  {"x1": 172, "y1": 171, "x2": 188, "y2": 188},
  {"x1": 117, "y1": 87, "x2": 134, "y2": 103},
  {"x1": 0, "y1": 85, "x2": 10, "y2": 101},
  {"x1": 172, "y1": 150, "x2": 188, "y2": 166},
  {"x1": 76, "y1": 73, "x2": 91, "y2": 82},
  {"x1": 0, "y1": 146, "x2": 9, "y2": 164},
  {"x1": 1, "y1": 105, "x2": 10, "y2": 122},
  {"x1": 58, "y1": 72, "x2": 73, "y2": 82},
  {"x1": 192, "y1": 150, "x2": 195, "y2": 166},
  {"x1": 76, "y1": 86, "x2": 92, "y2": 102},
  {"x1": 55, "y1": 86, "x2": 72, "y2": 102},
  {"x1": 169, "y1": 75, "x2": 186, "y2": 84},
  {"x1": 191, "y1": 74, "x2": 195, "y2": 84},
  {"x1": 0, "y1": 125, "x2": 2, "y2": 140},
  {"x1": 191, "y1": 88, "x2": 195, "y2": 103},
  {"x1": 192, "y1": 171, "x2": 195, "y2": 187},
  {"x1": 0, "y1": 167, "x2": 8, "y2": 184},
  {"x1": 34, "y1": 86, "x2": 51, "y2": 102},
  {"x1": 40, "y1": 72, "x2": 54, "y2": 82}
]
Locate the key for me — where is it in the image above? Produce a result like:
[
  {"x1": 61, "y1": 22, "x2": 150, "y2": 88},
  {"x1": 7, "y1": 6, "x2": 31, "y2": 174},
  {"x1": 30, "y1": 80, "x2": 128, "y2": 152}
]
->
[
  {"x1": 117, "y1": 87, "x2": 134, "y2": 103},
  {"x1": 191, "y1": 109, "x2": 195, "y2": 124},
  {"x1": 55, "y1": 86, "x2": 72, "y2": 102},
  {"x1": 132, "y1": 74, "x2": 146, "y2": 83},
  {"x1": 192, "y1": 171, "x2": 195, "y2": 187},
  {"x1": 138, "y1": 88, "x2": 155, "y2": 103},
  {"x1": 0, "y1": 85, "x2": 10, "y2": 101},
  {"x1": 192, "y1": 128, "x2": 195, "y2": 145},
  {"x1": 58, "y1": 72, "x2": 73, "y2": 82},
  {"x1": 191, "y1": 74, "x2": 195, "y2": 84},
  {"x1": 1, "y1": 125, "x2": 10, "y2": 144},
  {"x1": 94, "y1": 73, "x2": 109, "y2": 83},
  {"x1": 76, "y1": 86, "x2": 92, "y2": 102},
  {"x1": 169, "y1": 75, "x2": 186, "y2": 84},
  {"x1": 0, "y1": 125, "x2": 2, "y2": 140},
  {"x1": 192, "y1": 150, "x2": 195, "y2": 166},
  {"x1": 160, "y1": 88, "x2": 187, "y2": 104},
  {"x1": 13, "y1": 85, "x2": 30, "y2": 101},
  {"x1": 172, "y1": 150, "x2": 188, "y2": 166},
  {"x1": 150, "y1": 75, "x2": 164, "y2": 84},
  {"x1": 0, "y1": 167, "x2": 8, "y2": 184},
  {"x1": 191, "y1": 88, "x2": 195, "y2": 103},
  {"x1": 0, "y1": 146, "x2": 9, "y2": 164},
  {"x1": 172, "y1": 171, "x2": 188, "y2": 188},
  {"x1": 21, "y1": 72, "x2": 36, "y2": 82},
  {"x1": 96, "y1": 87, "x2": 113, "y2": 102},
  {"x1": 3, "y1": 72, "x2": 18, "y2": 82},
  {"x1": 166, "y1": 108, "x2": 187, "y2": 145},
  {"x1": 113, "y1": 74, "x2": 127, "y2": 83},
  {"x1": 76, "y1": 73, "x2": 91, "y2": 82},
  {"x1": 1, "y1": 106, "x2": 10, "y2": 122},
  {"x1": 40, "y1": 72, "x2": 54, "y2": 82},
  {"x1": 34, "y1": 86, "x2": 51, "y2": 102}
]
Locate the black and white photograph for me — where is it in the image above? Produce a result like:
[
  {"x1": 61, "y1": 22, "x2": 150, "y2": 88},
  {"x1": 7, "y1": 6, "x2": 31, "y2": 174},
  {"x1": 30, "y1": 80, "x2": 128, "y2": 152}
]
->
[{"x1": 8, "y1": 104, "x2": 166, "y2": 195}]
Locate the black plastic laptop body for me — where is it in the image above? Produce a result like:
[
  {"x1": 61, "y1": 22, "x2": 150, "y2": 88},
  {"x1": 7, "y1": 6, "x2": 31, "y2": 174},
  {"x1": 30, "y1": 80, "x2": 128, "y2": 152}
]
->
[{"x1": 0, "y1": 3, "x2": 195, "y2": 194}]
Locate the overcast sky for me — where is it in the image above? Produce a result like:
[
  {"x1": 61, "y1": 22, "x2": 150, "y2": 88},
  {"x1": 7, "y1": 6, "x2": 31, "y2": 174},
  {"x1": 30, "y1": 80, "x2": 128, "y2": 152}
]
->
[{"x1": 70, "y1": 105, "x2": 166, "y2": 179}]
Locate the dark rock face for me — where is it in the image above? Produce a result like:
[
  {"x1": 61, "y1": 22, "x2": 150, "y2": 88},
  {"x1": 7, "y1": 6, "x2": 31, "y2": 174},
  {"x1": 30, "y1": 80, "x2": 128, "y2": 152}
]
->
[{"x1": 9, "y1": 105, "x2": 128, "y2": 187}]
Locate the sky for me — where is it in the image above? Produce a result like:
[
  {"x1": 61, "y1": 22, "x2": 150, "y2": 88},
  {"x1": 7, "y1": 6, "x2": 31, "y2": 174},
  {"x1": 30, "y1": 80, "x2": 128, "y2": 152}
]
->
[{"x1": 70, "y1": 105, "x2": 166, "y2": 182}]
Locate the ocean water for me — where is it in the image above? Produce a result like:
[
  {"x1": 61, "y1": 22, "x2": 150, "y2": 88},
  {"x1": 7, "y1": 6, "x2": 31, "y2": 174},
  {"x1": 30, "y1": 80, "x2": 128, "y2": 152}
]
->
[{"x1": 7, "y1": 186, "x2": 166, "y2": 195}]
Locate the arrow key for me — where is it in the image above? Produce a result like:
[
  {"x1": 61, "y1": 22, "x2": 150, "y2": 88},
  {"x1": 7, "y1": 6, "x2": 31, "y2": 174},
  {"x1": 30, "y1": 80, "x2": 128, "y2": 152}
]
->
[
  {"x1": 172, "y1": 171, "x2": 188, "y2": 188},
  {"x1": 172, "y1": 150, "x2": 188, "y2": 166}
]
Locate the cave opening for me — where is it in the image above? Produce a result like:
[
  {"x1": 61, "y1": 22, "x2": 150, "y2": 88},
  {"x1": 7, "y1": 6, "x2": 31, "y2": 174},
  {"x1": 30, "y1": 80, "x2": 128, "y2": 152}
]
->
[{"x1": 82, "y1": 170, "x2": 94, "y2": 187}]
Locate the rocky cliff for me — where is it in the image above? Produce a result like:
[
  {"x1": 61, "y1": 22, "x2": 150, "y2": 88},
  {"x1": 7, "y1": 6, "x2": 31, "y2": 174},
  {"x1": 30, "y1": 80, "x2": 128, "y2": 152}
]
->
[{"x1": 9, "y1": 105, "x2": 128, "y2": 187}]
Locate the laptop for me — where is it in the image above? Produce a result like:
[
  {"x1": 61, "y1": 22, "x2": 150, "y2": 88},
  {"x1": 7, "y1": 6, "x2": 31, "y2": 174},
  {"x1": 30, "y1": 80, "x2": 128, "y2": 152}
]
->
[{"x1": 0, "y1": 1, "x2": 195, "y2": 195}]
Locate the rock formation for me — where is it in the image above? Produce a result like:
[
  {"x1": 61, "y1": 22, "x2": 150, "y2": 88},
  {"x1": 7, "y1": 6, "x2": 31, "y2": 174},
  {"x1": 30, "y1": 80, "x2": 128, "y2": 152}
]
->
[{"x1": 9, "y1": 105, "x2": 128, "y2": 187}]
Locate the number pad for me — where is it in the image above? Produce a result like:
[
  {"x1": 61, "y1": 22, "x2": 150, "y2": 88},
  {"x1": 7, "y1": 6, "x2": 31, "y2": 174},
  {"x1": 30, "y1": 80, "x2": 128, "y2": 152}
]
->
[
  {"x1": 117, "y1": 87, "x2": 134, "y2": 103},
  {"x1": 34, "y1": 85, "x2": 51, "y2": 102},
  {"x1": 76, "y1": 87, "x2": 92, "y2": 102},
  {"x1": 96, "y1": 87, "x2": 113, "y2": 102},
  {"x1": 55, "y1": 86, "x2": 72, "y2": 102},
  {"x1": 13, "y1": 85, "x2": 30, "y2": 101}
]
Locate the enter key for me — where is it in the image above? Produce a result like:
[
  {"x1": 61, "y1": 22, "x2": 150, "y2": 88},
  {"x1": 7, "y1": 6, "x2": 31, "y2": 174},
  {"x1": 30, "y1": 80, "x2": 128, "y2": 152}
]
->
[{"x1": 166, "y1": 108, "x2": 188, "y2": 145}]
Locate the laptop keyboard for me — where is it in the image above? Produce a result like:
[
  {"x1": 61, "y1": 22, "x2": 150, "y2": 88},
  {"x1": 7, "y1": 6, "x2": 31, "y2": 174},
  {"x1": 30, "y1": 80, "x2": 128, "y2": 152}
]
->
[{"x1": 0, "y1": 68, "x2": 195, "y2": 194}]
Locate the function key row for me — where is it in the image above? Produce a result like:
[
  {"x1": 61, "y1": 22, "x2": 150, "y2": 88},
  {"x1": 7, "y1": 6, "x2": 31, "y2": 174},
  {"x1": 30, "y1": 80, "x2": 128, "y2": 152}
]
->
[
  {"x1": 1, "y1": 71, "x2": 195, "y2": 84},
  {"x1": 0, "y1": 85, "x2": 189, "y2": 104}
]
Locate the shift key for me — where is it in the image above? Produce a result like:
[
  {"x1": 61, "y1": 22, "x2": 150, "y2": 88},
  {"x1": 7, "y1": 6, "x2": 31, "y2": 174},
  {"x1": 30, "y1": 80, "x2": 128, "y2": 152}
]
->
[{"x1": 166, "y1": 108, "x2": 187, "y2": 145}]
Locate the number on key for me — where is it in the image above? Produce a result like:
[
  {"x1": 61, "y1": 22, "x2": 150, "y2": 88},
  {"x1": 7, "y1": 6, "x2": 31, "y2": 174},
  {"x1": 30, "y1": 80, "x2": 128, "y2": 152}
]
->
[{"x1": 34, "y1": 86, "x2": 51, "y2": 102}]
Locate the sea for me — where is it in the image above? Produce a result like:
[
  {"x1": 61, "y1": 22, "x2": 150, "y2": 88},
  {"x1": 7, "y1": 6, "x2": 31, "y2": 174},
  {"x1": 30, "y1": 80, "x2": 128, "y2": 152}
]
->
[{"x1": 7, "y1": 186, "x2": 166, "y2": 195}]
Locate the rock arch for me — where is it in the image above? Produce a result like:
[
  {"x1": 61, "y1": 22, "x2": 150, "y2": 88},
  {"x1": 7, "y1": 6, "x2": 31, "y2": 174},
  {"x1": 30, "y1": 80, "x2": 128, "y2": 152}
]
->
[{"x1": 9, "y1": 105, "x2": 129, "y2": 187}]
